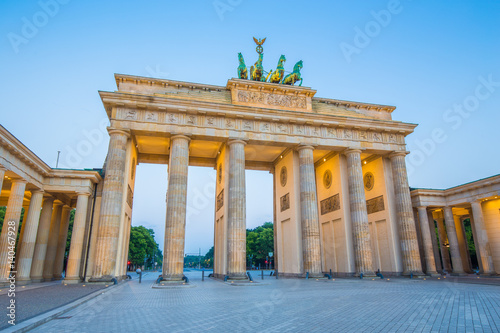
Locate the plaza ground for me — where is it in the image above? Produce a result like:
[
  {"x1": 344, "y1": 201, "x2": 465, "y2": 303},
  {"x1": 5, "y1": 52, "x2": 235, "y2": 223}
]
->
[{"x1": 6, "y1": 271, "x2": 497, "y2": 332}]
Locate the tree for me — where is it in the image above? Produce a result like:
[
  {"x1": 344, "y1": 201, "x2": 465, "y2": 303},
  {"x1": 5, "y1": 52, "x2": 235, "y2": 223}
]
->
[
  {"x1": 128, "y1": 226, "x2": 162, "y2": 270},
  {"x1": 246, "y1": 222, "x2": 274, "y2": 267},
  {"x1": 204, "y1": 246, "x2": 214, "y2": 268}
]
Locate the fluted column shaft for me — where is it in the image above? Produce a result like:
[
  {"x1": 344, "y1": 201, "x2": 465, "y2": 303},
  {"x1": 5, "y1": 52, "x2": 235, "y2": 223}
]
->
[
  {"x1": 417, "y1": 207, "x2": 438, "y2": 275},
  {"x1": 297, "y1": 146, "x2": 322, "y2": 276},
  {"x1": 31, "y1": 197, "x2": 54, "y2": 282},
  {"x1": 66, "y1": 193, "x2": 90, "y2": 282},
  {"x1": 43, "y1": 203, "x2": 63, "y2": 281},
  {"x1": 17, "y1": 190, "x2": 44, "y2": 282},
  {"x1": 345, "y1": 149, "x2": 374, "y2": 276},
  {"x1": 435, "y1": 215, "x2": 452, "y2": 272},
  {"x1": 162, "y1": 135, "x2": 190, "y2": 281},
  {"x1": 390, "y1": 152, "x2": 423, "y2": 275},
  {"x1": 0, "y1": 167, "x2": 6, "y2": 193},
  {"x1": 427, "y1": 210, "x2": 443, "y2": 272},
  {"x1": 227, "y1": 140, "x2": 247, "y2": 279},
  {"x1": 53, "y1": 206, "x2": 72, "y2": 279},
  {"x1": 470, "y1": 201, "x2": 495, "y2": 274},
  {"x1": 91, "y1": 128, "x2": 130, "y2": 281},
  {"x1": 0, "y1": 180, "x2": 27, "y2": 282},
  {"x1": 443, "y1": 206, "x2": 465, "y2": 274}
]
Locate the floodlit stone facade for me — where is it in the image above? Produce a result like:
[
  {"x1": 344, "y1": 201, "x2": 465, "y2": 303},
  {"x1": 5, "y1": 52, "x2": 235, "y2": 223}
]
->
[
  {"x1": 411, "y1": 176, "x2": 500, "y2": 276},
  {"x1": 0, "y1": 73, "x2": 496, "y2": 284}
]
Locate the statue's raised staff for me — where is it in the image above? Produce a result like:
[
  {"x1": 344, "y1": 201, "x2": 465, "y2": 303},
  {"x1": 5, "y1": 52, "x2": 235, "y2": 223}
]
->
[
  {"x1": 282, "y1": 60, "x2": 303, "y2": 86},
  {"x1": 237, "y1": 52, "x2": 248, "y2": 80}
]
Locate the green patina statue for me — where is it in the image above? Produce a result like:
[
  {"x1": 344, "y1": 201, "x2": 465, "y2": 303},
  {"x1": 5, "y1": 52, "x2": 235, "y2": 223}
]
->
[
  {"x1": 237, "y1": 52, "x2": 248, "y2": 80},
  {"x1": 282, "y1": 60, "x2": 303, "y2": 86},
  {"x1": 267, "y1": 55, "x2": 286, "y2": 84},
  {"x1": 250, "y1": 53, "x2": 266, "y2": 82}
]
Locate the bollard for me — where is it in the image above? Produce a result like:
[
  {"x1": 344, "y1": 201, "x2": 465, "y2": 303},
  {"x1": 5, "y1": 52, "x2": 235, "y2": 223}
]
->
[
  {"x1": 261, "y1": 270, "x2": 264, "y2": 280},
  {"x1": 139, "y1": 271, "x2": 142, "y2": 283},
  {"x1": 202, "y1": 269, "x2": 205, "y2": 281}
]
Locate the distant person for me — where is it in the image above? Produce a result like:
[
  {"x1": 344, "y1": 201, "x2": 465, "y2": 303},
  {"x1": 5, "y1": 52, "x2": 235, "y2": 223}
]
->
[{"x1": 136, "y1": 268, "x2": 142, "y2": 283}]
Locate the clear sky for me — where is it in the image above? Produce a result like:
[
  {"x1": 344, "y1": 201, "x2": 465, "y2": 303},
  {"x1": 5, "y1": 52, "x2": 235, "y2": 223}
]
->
[{"x1": 1, "y1": 0, "x2": 499, "y2": 254}]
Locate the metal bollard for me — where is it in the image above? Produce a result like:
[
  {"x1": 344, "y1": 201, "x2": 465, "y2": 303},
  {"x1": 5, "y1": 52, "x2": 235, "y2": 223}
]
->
[
  {"x1": 139, "y1": 272, "x2": 142, "y2": 283},
  {"x1": 261, "y1": 270, "x2": 264, "y2": 280},
  {"x1": 202, "y1": 269, "x2": 205, "y2": 281}
]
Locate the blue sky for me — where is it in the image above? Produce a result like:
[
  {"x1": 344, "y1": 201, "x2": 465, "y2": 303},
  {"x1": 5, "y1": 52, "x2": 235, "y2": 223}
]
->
[{"x1": 1, "y1": 0, "x2": 499, "y2": 253}]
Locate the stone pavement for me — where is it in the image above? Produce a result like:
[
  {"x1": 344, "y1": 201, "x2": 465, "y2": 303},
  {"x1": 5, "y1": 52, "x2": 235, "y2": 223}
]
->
[
  {"x1": 0, "y1": 280, "x2": 106, "y2": 330},
  {"x1": 21, "y1": 271, "x2": 500, "y2": 333}
]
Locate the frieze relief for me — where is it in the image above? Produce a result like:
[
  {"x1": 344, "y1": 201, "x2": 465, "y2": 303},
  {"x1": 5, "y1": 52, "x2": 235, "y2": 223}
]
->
[
  {"x1": 366, "y1": 195, "x2": 384, "y2": 214},
  {"x1": 237, "y1": 90, "x2": 307, "y2": 110},
  {"x1": 116, "y1": 109, "x2": 405, "y2": 147}
]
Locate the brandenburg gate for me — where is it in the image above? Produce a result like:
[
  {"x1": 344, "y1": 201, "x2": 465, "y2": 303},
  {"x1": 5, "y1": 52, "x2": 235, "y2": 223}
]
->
[{"x1": 90, "y1": 70, "x2": 424, "y2": 282}]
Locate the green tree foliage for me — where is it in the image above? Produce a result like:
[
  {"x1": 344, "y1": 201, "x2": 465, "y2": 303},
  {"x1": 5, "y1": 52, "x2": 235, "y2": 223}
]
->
[
  {"x1": 65, "y1": 210, "x2": 75, "y2": 257},
  {"x1": 128, "y1": 226, "x2": 162, "y2": 269},
  {"x1": 204, "y1": 246, "x2": 214, "y2": 268},
  {"x1": 246, "y1": 222, "x2": 274, "y2": 267}
]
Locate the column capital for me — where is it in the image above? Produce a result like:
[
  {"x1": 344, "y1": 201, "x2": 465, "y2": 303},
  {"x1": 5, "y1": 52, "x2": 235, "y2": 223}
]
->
[
  {"x1": 62, "y1": 204, "x2": 72, "y2": 211},
  {"x1": 417, "y1": 206, "x2": 428, "y2": 210},
  {"x1": 389, "y1": 151, "x2": 409, "y2": 158},
  {"x1": 343, "y1": 148, "x2": 363, "y2": 156},
  {"x1": 31, "y1": 189, "x2": 44, "y2": 195},
  {"x1": 107, "y1": 127, "x2": 131, "y2": 138},
  {"x1": 296, "y1": 145, "x2": 314, "y2": 152},
  {"x1": 76, "y1": 191, "x2": 91, "y2": 197},
  {"x1": 10, "y1": 178, "x2": 28, "y2": 184},
  {"x1": 170, "y1": 134, "x2": 191, "y2": 142},
  {"x1": 227, "y1": 139, "x2": 247, "y2": 146},
  {"x1": 53, "y1": 200, "x2": 64, "y2": 207}
]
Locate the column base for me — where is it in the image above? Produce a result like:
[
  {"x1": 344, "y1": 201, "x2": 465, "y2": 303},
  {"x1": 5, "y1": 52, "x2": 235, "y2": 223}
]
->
[
  {"x1": 53, "y1": 276, "x2": 63, "y2": 281},
  {"x1": 450, "y1": 272, "x2": 468, "y2": 276},
  {"x1": 304, "y1": 272, "x2": 323, "y2": 279},
  {"x1": 426, "y1": 272, "x2": 442, "y2": 277},
  {"x1": 16, "y1": 278, "x2": 32, "y2": 286},
  {"x1": 88, "y1": 275, "x2": 117, "y2": 283},
  {"x1": 355, "y1": 271, "x2": 377, "y2": 278},
  {"x1": 64, "y1": 278, "x2": 82, "y2": 284},
  {"x1": 227, "y1": 273, "x2": 248, "y2": 280},
  {"x1": 161, "y1": 274, "x2": 184, "y2": 282},
  {"x1": 42, "y1": 277, "x2": 54, "y2": 282},
  {"x1": 402, "y1": 271, "x2": 426, "y2": 278},
  {"x1": 30, "y1": 277, "x2": 43, "y2": 283}
]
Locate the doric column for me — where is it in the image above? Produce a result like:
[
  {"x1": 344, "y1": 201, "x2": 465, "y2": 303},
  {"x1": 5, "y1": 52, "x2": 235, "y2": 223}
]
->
[
  {"x1": 344, "y1": 149, "x2": 374, "y2": 276},
  {"x1": 16, "y1": 204, "x2": 30, "y2": 264},
  {"x1": 435, "y1": 214, "x2": 452, "y2": 272},
  {"x1": 65, "y1": 192, "x2": 90, "y2": 282},
  {"x1": 53, "y1": 205, "x2": 72, "y2": 280},
  {"x1": 427, "y1": 210, "x2": 443, "y2": 273},
  {"x1": 470, "y1": 201, "x2": 495, "y2": 275},
  {"x1": 0, "y1": 166, "x2": 6, "y2": 191},
  {"x1": 0, "y1": 179, "x2": 27, "y2": 282},
  {"x1": 17, "y1": 190, "x2": 44, "y2": 283},
  {"x1": 417, "y1": 207, "x2": 438, "y2": 275},
  {"x1": 30, "y1": 197, "x2": 54, "y2": 282},
  {"x1": 443, "y1": 206, "x2": 465, "y2": 275},
  {"x1": 226, "y1": 139, "x2": 247, "y2": 280},
  {"x1": 297, "y1": 145, "x2": 322, "y2": 276},
  {"x1": 91, "y1": 128, "x2": 130, "y2": 281},
  {"x1": 389, "y1": 152, "x2": 423, "y2": 276},
  {"x1": 43, "y1": 202, "x2": 63, "y2": 281},
  {"x1": 162, "y1": 135, "x2": 190, "y2": 281}
]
